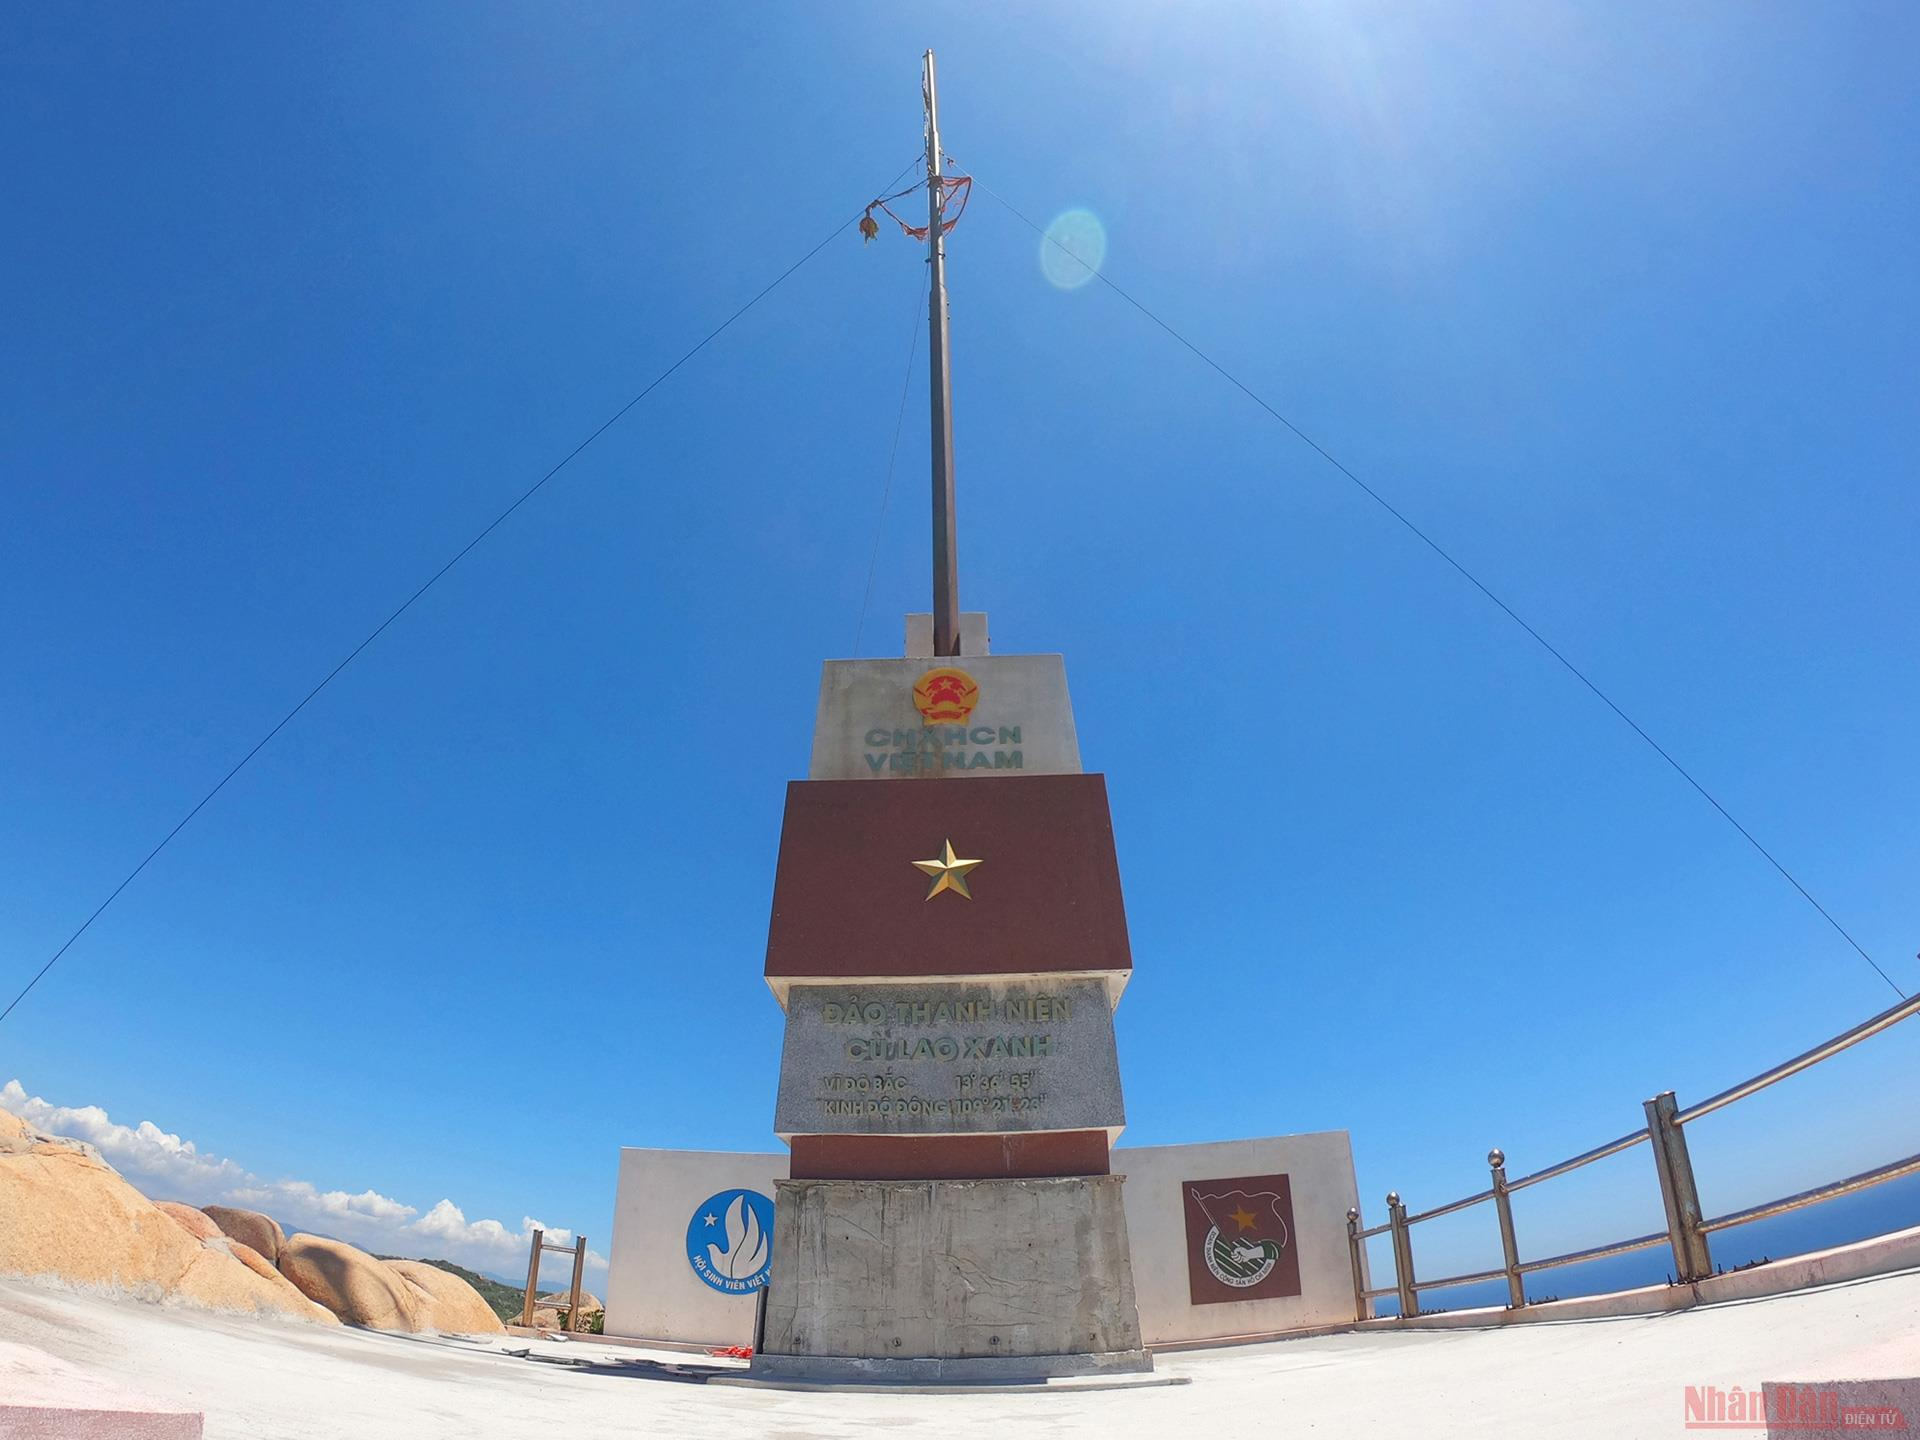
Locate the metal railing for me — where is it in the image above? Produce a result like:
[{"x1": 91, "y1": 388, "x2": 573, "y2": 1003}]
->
[{"x1": 1345, "y1": 991, "x2": 1920, "y2": 1321}]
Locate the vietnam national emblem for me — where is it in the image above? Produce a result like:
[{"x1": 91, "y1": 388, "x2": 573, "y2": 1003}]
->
[{"x1": 912, "y1": 667, "x2": 979, "y2": 725}]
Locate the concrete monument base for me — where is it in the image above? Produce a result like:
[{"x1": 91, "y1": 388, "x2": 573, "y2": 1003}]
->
[
  {"x1": 756, "y1": 1174, "x2": 1148, "y2": 1375},
  {"x1": 740, "y1": 1349, "x2": 1159, "y2": 1386}
]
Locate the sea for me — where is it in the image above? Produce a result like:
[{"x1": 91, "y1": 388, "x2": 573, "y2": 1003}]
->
[{"x1": 1371, "y1": 1167, "x2": 1920, "y2": 1318}]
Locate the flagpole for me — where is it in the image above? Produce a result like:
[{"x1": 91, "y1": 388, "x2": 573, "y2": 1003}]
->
[{"x1": 924, "y1": 49, "x2": 961, "y2": 657}]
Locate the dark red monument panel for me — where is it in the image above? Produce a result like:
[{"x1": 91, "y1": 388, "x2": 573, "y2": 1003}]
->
[
  {"x1": 790, "y1": 1131, "x2": 1113, "y2": 1181},
  {"x1": 764, "y1": 774, "x2": 1132, "y2": 982}
]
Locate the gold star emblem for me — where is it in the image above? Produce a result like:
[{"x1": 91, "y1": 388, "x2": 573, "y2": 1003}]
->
[
  {"x1": 912, "y1": 839, "x2": 983, "y2": 901},
  {"x1": 1229, "y1": 1205, "x2": 1258, "y2": 1233}
]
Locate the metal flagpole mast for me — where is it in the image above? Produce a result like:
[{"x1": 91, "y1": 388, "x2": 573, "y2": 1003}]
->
[{"x1": 923, "y1": 49, "x2": 961, "y2": 657}]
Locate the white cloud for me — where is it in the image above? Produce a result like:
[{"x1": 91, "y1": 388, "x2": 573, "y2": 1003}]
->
[{"x1": 1, "y1": 1080, "x2": 606, "y2": 1278}]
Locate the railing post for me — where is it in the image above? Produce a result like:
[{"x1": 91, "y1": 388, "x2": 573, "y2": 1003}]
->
[
  {"x1": 567, "y1": 1235, "x2": 587, "y2": 1332},
  {"x1": 1386, "y1": 1191, "x2": 1417, "y2": 1318},
  {"x1": 1346, "y1": 1207, "x2": 1370, "y2": 1322},
  {"x1": 1645, "y1": 1091, "x2": 1712, "y2": 1283},
  {"x1": 1488, "y1": 1148, "x2": 1525, "y2": 1309},
  {"x1": 520, "y1": 1227, "x2": 543, "y2": 1328}
]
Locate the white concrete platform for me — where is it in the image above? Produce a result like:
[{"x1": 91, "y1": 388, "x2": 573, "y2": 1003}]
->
[
  {"x1": 1, "y1": 1268, "x2": 1916, "y2": 1439},
  {"x1": 0, "y1": 1337, "x2": 203, "y2": 1438}
]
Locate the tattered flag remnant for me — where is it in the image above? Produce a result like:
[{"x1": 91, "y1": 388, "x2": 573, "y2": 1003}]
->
[{"x1": 860, "y1": 172, "x2": 971, "y2": 247}]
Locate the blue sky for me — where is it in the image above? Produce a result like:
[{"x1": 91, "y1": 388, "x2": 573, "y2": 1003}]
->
[{"x1": 3, "y1": 2, "x2": 1916, "y2": 1287}]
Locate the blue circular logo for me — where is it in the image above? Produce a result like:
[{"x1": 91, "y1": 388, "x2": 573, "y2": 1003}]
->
[{"x1": 685, "y1": 1188, "x2": 775, "y2": 1294}]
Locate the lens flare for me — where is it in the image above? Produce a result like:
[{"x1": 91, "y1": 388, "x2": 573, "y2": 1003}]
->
[{"x1": 1040, "y1": 209, "x2": 1106, "y2": 290}]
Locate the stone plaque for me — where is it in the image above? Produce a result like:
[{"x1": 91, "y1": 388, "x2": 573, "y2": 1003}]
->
[
  {"x1": 774, "y1": 978, "x2": 1123, "y2": 1138},
  {"x1": 808, "y1": 655, "x2": 1081, "y2": 781}
]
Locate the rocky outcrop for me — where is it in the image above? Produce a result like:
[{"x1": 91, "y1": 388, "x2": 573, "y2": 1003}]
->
[
  {"x1": 202, "y1": 1205, "x2": 286, "y2": 1264},
  {"x1": 537, "y1": 1289, "x2": 602, "y2": 1311},
  {"x1": 172, "y1": 1239, "x2": 338, "y2": 1325},
  {"x1": 0, "y1": 1107, "x2": 59, "y2": 1157},
  {"x1": 155, "y1": 1201, "x2": 223, "y2": 1244},
  {"x1": 385, "y1": 1260, "x2": 506, "y2": 1334},
  {"x1": 528, "y1": 1289, "x2": 604, "y2": 1330},
  {"x1": 277, "y1": 1234, "x2": 423, "y2": 1332},
  {"x1": 197, "y1": 1234, "x2": 332, "y2": 1323},
  {"x1": 1, "y1": 1107, "x2": 524, "y2": 1336},
  {"x1": 0, "y1": 1109, "x2": 332, "y2": 1325},
  {"x1": 226, "y1": 1239, "x2": 282, "y2": 1285}
]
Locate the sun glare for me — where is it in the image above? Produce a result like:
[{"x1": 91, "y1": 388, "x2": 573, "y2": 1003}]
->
[{"x1": 1040, "y1": 209, "x2": 1107, "y2": 289}]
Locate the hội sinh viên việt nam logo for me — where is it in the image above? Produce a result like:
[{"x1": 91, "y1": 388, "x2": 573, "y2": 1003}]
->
[
  {"x1": 684, "y1": 1188, "x2": 774, "y2": 1295},
  {"x1": 913, "y1": 667, "x2": 979, "y2": 725}
]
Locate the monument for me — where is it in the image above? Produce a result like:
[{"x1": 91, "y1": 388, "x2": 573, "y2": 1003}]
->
[{"x1": 747, "y1": 51, "x2": 1150, "y2": 1382}]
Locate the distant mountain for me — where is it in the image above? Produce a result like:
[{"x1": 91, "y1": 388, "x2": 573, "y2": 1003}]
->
[{"x1": 375, "y1": 1254, "x2": 525, "y2": 1324}]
